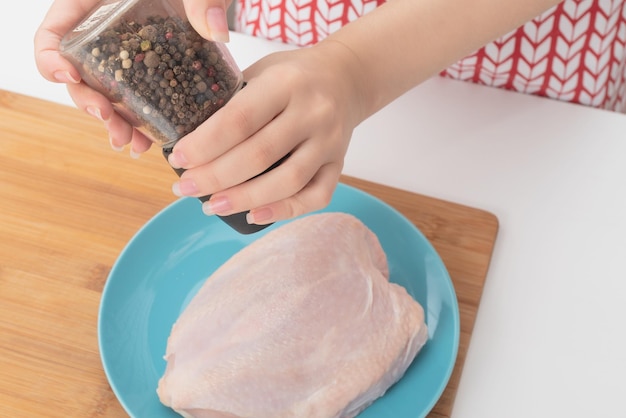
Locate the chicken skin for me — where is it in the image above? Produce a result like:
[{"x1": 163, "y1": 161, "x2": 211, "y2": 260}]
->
[{"x1": 157, "y1": 212, "x2": 427, "y2": 418}]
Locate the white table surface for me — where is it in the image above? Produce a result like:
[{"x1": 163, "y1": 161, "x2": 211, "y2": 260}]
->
[{"x1": 3, "y1": 2, "x2": 625, "y2": 417}]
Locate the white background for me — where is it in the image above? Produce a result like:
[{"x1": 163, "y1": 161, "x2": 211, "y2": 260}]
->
[{"x1": 2, "y1": 2, "x2": 626, "y2": 417}]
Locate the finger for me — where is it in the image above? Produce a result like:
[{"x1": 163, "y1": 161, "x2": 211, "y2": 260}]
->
[
  {"x1": 66, "y1": 81, "x2": 134, "y2": 151},
  {"x1": 66, "y1": 73, "x2": 153, "y2": 155},
  {"x1": 66, "y1": 81, "x2": 115, "y2": 121},
  {"x1": 105, "y1": 112, "x2": 135, "y2": 150},
  {"x1": 245, "y1": 163, "x2": 342, "y2": 224},
  {"x1": 130, "y1": 129, "x2": 154, "y2": 157},
  {"x1": 200, "y1": 141, "x2": 336, "y2": 219},
  {"x1": 35, "y1": 47, "x2": 81, "y2": 85},
  {"x1": 34, "y1": 0, "x2": 99, "y2": 83},
  {"x1": 103, "y1": 116, "x2": 153, "y2": 156},
  {"x1": 169, "y1": 78, "x2": 290, "y2": 169},
  {"x1": 182, "y1": 0, "x2": 231, "y2": 42},
  {"x1": 175, "y1": 99, "x2": 304, "y2": 197}
]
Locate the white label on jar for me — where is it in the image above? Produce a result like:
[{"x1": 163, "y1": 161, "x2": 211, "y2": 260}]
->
[{"x1": 73, "y1": 2, "x2": 121, "y2": 32}]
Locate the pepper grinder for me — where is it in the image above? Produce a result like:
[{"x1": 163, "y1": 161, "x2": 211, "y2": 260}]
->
[{"x1": 60, "y1": 0, "x2": 272, "y2": 234}]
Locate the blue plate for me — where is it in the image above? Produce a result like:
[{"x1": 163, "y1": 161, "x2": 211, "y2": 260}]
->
[{"x1": 98, "y1": 183, "x2": 460, "y2": 418}]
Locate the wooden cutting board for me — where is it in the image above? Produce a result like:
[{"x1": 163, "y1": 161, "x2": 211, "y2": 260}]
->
[{"x1": 0, "y1": 89, "x2": 498, "y2": 418}]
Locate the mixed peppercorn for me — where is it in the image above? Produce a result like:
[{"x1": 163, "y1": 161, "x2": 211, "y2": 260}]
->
[{"x1": 76, "y1": 16, "x2": 241, "y2": 146}]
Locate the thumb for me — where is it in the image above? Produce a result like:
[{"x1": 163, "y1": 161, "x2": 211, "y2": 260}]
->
[{"x1": 183, "y1": 0, "x2": 231, "y2": 43}]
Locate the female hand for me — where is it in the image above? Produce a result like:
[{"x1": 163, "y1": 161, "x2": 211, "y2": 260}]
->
[
  {"x1": 167, "y1": 40, "x2": 367, "y2": 225},
  {"x1": 34, "y1": 0, "x2": 232, "y2": 157}
]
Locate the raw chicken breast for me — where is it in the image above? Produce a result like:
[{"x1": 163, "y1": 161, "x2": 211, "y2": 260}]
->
[{"x1": 157, "y1": 212, "x2": 428, "y2": 418}]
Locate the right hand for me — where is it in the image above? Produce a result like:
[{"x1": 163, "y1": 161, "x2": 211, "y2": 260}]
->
[{"x1": 34, "y1": 0, "x2": 233, "y2": 156}]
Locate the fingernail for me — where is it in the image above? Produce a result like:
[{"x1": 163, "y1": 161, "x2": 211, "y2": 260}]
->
[
  {"x1": 168, "y1": 150, "x2": 188, "y2": 169},
  {"x1": 86, "y1": 106, "x2": 104, "y2": 121},
  {"x1": 172, "y1": 178, "x2": 198, "y2": 196},
  {"x1": 109, "y1": 135, "x2": 124, "y2": 152},
  {"x1": 130, "y1": 148, "x2": 141, "y2": 159},
  {"x1": 246, "y1": 207, "x2": 273, "y2": 224},
  {"x1": 202, "y1": 196, "x2": 232, "y2": 215},
  {"x1": 206, "y1": 7, "x2": 230, "y2": 42},
  {"x1": 53, "y1": 70, "x2": 80, "y2": 84}
]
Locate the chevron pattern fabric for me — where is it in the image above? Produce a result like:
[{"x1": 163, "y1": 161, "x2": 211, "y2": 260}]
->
[
  {"x1": 235, "y1": 0, "x2": 626, "y2": 112},
  {"x1": 235, "y1": 0, "x2": 385, "y2": 46}
]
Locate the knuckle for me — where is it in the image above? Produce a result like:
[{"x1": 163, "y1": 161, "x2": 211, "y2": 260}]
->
[
  {"x1": 228, "y1": 107, "x2": 253, "y2": 137},
  {"x1": 308, "y1": 184, "x2": 334, "y2": 210},
  {"x1": 251, "y1": 139, "x2": 278, "y2": 169},
  {"x1": 283, "y1": 163, "x2": 311, "y2": 191},
  {"x1": 306, "y1": 89, "x2": 338, "y2": 122},
  {"x1": 315, "y1": 95, "x2": 337, "y2": 118},
  {"x1": 293, "y1": 182, "x2": 334, "y2": 216},
  {"x1": 192, "y1": 166, "x2": 223, "y2": 194},
  {"x1": 281, "y1": 200, "x2": 304, "y2": 221},
  {"x1": 273, "y1": 64, "x2": 300, "y2": 86}
]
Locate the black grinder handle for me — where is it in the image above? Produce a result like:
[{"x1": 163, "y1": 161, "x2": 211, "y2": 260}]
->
[{"x1": 162, "y1": 146, "x2": 274, "y2": 234}]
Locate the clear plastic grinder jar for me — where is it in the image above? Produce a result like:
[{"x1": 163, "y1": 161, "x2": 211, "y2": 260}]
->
[
  {"x1": 59, "y1": 0, "x2": 273, "y2": 235},
  {"x1": 60, "y1": 0, "x2": 244, "y2": 148}
]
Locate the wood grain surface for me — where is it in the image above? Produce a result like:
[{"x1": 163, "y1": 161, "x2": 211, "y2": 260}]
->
[{"x1": 0, "y1": 90, "x2": 498, "y2": 417}]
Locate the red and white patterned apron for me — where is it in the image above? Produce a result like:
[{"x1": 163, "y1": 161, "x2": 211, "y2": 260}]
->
[{"x1": 235, "y1": 0, "x2": 626, "y2": 112}]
